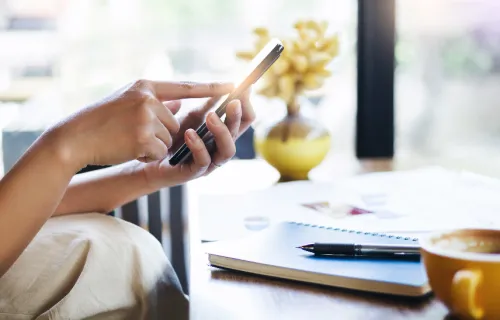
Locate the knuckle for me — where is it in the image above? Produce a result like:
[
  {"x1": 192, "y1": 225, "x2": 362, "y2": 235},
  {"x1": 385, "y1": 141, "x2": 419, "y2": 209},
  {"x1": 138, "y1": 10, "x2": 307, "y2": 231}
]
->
[
  {"x1": 192, "y1": 140, "x2": 205, "y2": 152},
  {"x1": 233, "y1": 103, "x2": 243, "y2": 117},
  {"x1": 135, "y1": 104, "x2": 155, "y2": 124},
  {"x1": 127, "y1": 79, "x2": 156, "y2": 105},
  {"x1": 140, "y1": 93, "x2": 155, "y2": 105},
  {"x1": 126, "y1": 89, "x2": 151, "y2": 106},
  {"x1": 178, "y1": 81, "x2": 197, "y2": 91},
  {"x1": 124, "y1": 89, "x2": 144, "y2": 102},
  {"x1": 230, "y1": 128, "x2": 238, "y2": 140},
  {"x1": 207, "y1": 82, "x2": 219, "y2": 91},
  {"x1": 135, "y1": 128, "x2": 153, "y2": 145},
  {"x1": 133, "y1": 79, "x2": 150, "y2": 89},
  {"x1": 199, "y1": 157, "x2": 211, "y2": 168},
  {"x1": 221, "y1": 144, "x2": 236, "y2": 160}
]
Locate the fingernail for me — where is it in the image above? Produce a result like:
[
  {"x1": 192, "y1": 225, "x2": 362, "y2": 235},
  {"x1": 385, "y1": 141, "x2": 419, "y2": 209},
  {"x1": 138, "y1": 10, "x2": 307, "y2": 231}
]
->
[
  {"x1": 208, "y1": 113, "x2": 221, "y2": 126},
  {"x1": 187, "y1": 129, "x2": 198, "y2": 142}
]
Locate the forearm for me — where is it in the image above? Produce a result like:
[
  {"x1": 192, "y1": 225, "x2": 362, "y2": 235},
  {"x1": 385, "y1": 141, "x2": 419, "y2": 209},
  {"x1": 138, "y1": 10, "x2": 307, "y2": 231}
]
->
[
  {"x1": 0, "y1": 131, "x2": 79, "y2": 277},
  {"x1": 54, "y1": 160, "x2": 155, "y2": 216}
]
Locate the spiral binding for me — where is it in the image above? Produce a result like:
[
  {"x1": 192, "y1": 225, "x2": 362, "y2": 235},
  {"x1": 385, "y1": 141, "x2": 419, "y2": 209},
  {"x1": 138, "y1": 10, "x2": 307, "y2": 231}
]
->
[{"x1": 286, "y1": 221, "x2": 419, "y2": 242}]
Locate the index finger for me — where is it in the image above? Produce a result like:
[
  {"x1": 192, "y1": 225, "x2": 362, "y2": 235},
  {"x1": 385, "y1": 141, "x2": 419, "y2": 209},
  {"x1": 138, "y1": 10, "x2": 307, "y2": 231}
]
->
[{"x1": 151, "y1": 81, "x2": 234, "y2": 100}]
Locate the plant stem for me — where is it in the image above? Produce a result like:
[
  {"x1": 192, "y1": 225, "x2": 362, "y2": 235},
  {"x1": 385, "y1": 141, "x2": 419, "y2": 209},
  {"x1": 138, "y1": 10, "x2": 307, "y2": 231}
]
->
[
  {"x1": 286, "y1": 95, "x2": 300, "y2": 117},
  {"x1": 282, "y1": 118, "x2": 290, "y2": 143},
  {"x1": 282, "y1": 96, "x2": 300, "y2": 142}
]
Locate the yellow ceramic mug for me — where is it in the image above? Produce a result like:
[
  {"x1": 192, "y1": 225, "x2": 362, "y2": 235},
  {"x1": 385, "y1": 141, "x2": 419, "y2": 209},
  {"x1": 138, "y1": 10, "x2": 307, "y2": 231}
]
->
[{"x1": 420, "y1": 229, "x2": 500, "y2": 320}]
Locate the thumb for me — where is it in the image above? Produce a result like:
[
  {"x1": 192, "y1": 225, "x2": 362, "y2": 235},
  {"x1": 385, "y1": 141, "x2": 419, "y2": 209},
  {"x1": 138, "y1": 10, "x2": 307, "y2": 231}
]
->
[
  {"x1": 138, "y1": 137, "x2": 169, "y2": 163},
  {"x1": 163, "y1": 100, "x2": 182, "y2": 115}
]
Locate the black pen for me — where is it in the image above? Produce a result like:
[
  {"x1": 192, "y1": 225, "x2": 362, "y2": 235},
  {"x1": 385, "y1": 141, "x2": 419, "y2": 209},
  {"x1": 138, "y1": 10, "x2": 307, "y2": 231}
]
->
[{"x1": 297, "y1": 242, "x2": 421, "y2": 258}]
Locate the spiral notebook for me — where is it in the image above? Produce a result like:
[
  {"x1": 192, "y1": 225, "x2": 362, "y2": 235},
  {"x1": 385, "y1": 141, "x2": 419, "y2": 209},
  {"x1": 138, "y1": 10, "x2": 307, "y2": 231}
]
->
[{"x1": 204, "y1": 221, "x2": 431, "y2": 297}]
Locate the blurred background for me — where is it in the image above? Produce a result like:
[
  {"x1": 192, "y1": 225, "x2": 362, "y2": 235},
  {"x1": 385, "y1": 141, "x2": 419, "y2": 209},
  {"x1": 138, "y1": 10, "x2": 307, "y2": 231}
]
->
[{"x1": 1, "y1": 0, "x2": 499, "y2": 177}]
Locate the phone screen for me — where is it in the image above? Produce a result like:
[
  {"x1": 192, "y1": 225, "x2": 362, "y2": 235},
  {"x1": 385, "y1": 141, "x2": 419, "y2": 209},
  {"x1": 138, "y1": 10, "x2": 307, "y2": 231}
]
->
[
  {"x1": 169, "y1": 38, "x2": 283, "y2": 166},
  {"x1": 234, "y1": 39, "x2": 282, "y2": 88}
]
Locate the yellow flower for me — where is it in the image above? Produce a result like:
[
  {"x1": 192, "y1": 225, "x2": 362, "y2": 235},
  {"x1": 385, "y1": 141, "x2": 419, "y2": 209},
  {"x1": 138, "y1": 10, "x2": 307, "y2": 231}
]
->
[{"x1": 236, "y1": 20, "x2": 340, "y2": 104}]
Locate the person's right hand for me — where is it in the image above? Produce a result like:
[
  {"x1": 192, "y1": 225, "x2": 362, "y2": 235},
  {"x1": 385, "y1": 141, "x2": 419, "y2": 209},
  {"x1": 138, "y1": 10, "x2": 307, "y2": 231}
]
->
[{"x1": 49, "y1": 79, "x2": 233, "y2": 169}]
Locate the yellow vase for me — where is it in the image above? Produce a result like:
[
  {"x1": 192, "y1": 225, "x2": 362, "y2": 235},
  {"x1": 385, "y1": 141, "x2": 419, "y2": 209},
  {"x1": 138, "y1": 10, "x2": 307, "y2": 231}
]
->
[{"x1": 254, "y1": 113, "x2": 331, "y2": 181}]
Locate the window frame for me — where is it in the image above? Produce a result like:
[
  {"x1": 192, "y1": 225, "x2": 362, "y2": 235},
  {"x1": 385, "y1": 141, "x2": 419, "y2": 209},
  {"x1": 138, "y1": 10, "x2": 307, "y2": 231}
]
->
[{"x1": 355, "y1": 0, "x2": 395, "y2": 159}]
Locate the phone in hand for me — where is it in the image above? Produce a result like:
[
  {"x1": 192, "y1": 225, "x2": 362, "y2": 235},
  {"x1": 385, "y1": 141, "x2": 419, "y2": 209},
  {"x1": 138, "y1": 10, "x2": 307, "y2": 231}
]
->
[{"x1": 168, "y1": 38, "x2": 284, "y2": 166}]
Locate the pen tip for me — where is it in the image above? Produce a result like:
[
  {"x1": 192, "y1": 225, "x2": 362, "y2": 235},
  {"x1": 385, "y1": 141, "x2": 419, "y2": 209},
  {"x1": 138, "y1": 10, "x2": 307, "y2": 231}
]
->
[{"x1": 297, "y1": 244, "x2": 312, "y2": 249}]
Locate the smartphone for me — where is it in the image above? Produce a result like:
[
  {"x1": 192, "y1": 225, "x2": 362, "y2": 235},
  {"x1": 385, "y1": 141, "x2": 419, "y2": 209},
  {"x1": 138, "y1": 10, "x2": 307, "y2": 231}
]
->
[{"x1": 168, "y1": 38, "x2": 284, "y2": 166}]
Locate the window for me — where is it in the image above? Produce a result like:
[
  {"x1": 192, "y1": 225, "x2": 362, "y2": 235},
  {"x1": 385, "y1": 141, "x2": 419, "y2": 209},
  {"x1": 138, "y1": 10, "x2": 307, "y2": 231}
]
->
[
  {"x1": 0, "y1": 0, "x2": 357, "y2": 175},
  {"x1": 395, "y1": 0, "x2": 500, "y2": 174}
]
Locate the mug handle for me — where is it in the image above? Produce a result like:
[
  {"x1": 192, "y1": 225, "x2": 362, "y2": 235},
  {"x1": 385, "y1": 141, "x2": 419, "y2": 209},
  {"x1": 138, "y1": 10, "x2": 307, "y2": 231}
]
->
[{"x1": 451, "y1": 269, "x2": 484, "y2": 319}]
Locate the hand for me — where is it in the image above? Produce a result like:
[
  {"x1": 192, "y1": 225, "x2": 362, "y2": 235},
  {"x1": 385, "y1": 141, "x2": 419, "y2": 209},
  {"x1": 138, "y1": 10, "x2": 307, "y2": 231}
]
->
[
  {"x1": 48, "y1": 79, "x2": 233, "y2": 170},
  {"x1": 143, "y1": 89, "x2": 256, "y2": 187}
]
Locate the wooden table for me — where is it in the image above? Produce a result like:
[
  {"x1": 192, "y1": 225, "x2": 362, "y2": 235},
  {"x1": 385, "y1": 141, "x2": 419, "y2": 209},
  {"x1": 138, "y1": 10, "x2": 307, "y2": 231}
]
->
[{"x1": 186, "y1": 156, "x2": 453, "y2": 320}]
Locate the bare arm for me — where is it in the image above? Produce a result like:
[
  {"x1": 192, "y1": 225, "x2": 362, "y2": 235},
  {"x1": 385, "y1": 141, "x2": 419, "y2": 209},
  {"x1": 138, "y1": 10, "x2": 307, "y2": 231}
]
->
[
  {"x1": 0, "y1": 131, "x2": 79, "y2": 277},
  {"x1": 55, "y1": 88, "x2": 256, "y2": 217},
  {"x1": 0, "y1": 79, "x2": 234, "y2": 278},
  {"x1": 53, "y1": 161, "x2": 155, "y2": 216}
]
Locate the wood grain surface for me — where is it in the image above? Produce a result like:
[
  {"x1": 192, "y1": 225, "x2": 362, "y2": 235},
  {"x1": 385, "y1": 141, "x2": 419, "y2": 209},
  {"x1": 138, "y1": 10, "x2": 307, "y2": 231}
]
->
[{"x1": 187, "y1": 158, "x2": 456, "y2": 320}]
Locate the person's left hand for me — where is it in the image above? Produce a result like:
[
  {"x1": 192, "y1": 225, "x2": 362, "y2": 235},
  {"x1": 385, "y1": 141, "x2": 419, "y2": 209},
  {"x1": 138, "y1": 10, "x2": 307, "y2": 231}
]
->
[{"x1": 142, "y1": 89, "x2": 255, "y2": 188}]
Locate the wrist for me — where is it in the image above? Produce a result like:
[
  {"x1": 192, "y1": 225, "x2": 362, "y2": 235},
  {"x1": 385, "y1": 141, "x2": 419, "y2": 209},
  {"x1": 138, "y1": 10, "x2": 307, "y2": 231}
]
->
[
  {"x1": 38, "y1": 126, "x2": 87, "y2": 173},
  {"x1": 141, "y1": 161, "x2": 174, "y2": 191},
  {"x1": 129, "y1": 160, "x2": 156, "y2": 190}
]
